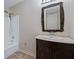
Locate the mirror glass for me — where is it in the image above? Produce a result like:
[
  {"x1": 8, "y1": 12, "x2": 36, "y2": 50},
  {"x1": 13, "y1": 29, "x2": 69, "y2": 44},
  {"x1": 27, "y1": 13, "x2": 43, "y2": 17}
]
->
[{"x1": 44, "y1": 5, "x2": 60, "y2": 30}]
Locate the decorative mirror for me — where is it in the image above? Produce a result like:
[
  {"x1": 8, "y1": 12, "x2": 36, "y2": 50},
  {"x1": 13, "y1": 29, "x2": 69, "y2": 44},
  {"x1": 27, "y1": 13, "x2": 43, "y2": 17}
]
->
[{"x1": 41, "y1": 2, "x2": 64, "y2": 32}]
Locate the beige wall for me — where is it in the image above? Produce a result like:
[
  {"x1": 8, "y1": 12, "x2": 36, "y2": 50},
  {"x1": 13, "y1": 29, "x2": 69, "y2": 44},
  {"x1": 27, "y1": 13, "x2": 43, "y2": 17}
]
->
[{"x1": 10, "y1": 0, "x2": 74, "y2": 57}]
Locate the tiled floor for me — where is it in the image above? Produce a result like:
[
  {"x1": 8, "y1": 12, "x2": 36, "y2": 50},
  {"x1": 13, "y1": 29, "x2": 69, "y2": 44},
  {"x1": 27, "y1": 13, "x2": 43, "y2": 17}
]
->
[{"x1": 7, "y1": 51, "x2": 36, "y2": 59}]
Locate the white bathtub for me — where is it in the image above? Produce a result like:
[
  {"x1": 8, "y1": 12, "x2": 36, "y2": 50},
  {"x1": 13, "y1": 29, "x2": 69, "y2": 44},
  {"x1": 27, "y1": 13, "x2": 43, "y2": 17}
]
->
[
  {"x1": 5, "y1": 44, "x2": 19, "y2": 59},
  {"x1": 4, "y1": 39, "x2": 19, "y2": 59}
]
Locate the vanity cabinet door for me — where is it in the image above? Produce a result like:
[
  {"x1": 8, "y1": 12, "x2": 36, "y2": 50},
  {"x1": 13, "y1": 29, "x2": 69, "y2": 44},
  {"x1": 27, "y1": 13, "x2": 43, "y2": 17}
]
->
[
  {"x1": 37, "y1": 46, "x2": 50, "y2": 59},
  {"x1": 36, "y1": 39, "x2": 51, "y2": 59},
  {"x1": 54, "y1": 43, "x2": 74, "y2": 59}
]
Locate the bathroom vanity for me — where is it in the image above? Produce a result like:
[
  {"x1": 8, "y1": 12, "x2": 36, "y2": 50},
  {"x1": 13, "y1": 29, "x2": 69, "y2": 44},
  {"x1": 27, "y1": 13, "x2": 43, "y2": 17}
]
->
[
  {"x1": 36, "y1": 35, "x2": 74, "y2": 59},
  {"x1": 38, "y1": 2, "x2": 74, "y2": 59}
]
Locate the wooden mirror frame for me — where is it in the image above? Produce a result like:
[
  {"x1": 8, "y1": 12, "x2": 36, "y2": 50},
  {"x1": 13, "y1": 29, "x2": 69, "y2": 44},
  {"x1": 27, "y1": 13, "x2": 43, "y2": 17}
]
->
[{"x1": 41, "y1": 2, "x2": 64, "y2": 32}]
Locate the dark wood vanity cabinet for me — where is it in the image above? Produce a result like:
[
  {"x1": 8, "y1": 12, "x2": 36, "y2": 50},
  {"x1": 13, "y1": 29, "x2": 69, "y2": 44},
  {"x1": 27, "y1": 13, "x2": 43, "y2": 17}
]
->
[{"x1": 36, "y1": 39, "x2": 74, "y2": 59}]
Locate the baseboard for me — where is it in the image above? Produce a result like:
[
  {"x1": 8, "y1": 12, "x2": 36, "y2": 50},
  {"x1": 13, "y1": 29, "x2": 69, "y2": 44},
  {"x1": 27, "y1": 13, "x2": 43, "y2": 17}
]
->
[{"x1": 19, "y1": 49, "x2": 36, "y2": 58}]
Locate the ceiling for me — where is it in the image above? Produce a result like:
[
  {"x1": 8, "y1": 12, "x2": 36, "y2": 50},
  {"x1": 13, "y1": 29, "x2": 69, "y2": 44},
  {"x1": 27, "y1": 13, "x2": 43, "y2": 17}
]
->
[{"x1": 4, "y1": 0, "x2": 24, "y2": 9}]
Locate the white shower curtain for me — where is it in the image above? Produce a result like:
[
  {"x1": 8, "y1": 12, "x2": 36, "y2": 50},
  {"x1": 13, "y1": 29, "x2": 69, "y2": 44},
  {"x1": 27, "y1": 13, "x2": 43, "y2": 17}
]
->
[
  {"x1": 4, "y1": 13, "x2": 19, "y2": 48},
  {"x1": 4, "y1": 13, "x2": 19, "y2": 58},
  {"x1": 4, "y1": 13, "x2": 11, "y2": 50}
]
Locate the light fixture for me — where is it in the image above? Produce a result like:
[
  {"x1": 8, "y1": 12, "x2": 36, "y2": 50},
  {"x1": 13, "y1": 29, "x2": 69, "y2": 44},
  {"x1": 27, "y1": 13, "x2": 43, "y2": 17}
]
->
[{"x1": 42, "y1": 0, "x2": 53, "y2": 4}]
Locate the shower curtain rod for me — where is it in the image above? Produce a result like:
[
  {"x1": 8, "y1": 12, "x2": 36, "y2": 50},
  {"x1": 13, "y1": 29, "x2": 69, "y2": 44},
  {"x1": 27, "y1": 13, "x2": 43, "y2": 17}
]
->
[
  {"x1": 4, "y1": 10, "x2": 13, "y2": 15},
  {"x1": 4, "y1": 10, "x2": 12, "y2": 20},
  {"x1": 4, "y1": 10, "x2": 9, "y2": 14},
  {"x1": 4, "y1": 10, "x2": 14, "y2": 16},
  {"x1": 4, "y1": 10, "x2": 15, "y2": 20}
]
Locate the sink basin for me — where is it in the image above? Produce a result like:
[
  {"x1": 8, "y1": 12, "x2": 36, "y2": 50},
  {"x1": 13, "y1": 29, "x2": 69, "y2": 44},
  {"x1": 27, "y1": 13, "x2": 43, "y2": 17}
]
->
[{"x1": 35, "y1": 35, "x2": 74, "y2": 44}]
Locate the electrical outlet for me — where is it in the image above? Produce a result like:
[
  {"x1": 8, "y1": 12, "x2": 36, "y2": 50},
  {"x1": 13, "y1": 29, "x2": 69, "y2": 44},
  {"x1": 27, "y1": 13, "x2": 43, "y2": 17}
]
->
[{"x1": 24, "y1": 42, "x2": 27, "y2": 46}]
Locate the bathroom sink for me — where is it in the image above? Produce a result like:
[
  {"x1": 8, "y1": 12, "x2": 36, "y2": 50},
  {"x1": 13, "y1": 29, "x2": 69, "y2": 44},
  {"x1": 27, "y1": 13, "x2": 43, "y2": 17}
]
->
[
  {"x1": 38, "y1": 35, "x2": 54, "y2": 38},
  {"x1": 35, "y1": 35, "x2": 74, "y2": 44}
]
